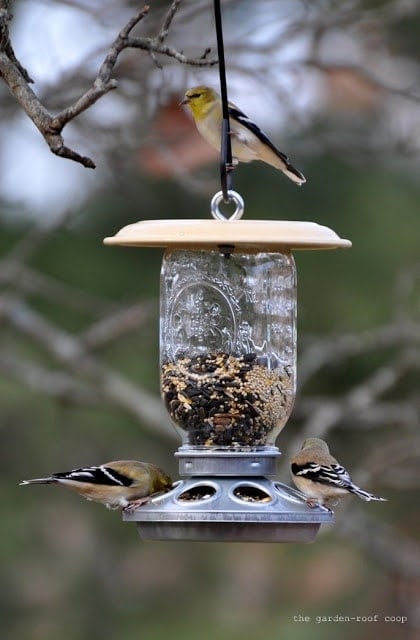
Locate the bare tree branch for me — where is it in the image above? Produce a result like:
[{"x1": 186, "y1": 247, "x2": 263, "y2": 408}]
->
[
  {"x1": 0, "y1": 259, "x2": 112, "y2": 314},
  {"x1": 298, "y1": 321, "x2": 420, "y2": 387},
  {"x1": 336, "y1": 508, "x2": 420, "y2": 579},
  {"x1": 0, "y1": 1, "x2": 217, "y2": 168},
  {"x1": 80, "y1": 301, "x2": 157, "y2": 350},
  {"x1": 0, "y1": 350, "x2": 99, "y2": 404},
  {"x1": 0, "y1": 295, "x2": 173, "y2": 438},
  {"x1": 0, "y1": 48, "x2": 97, "y2": 168},
  {"x1": 0, "y1": 2, "x2": 33, "y2": 83}
]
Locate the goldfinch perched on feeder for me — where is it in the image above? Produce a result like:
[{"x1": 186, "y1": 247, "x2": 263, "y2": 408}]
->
[
  {"x1": 20, "y1": 460, "x2": 173, "y2": 511},
  {"x1": 181, "y1": 85, "x2": 306, "y2": 185},
  {"x1": 291, "y1": 438, "x2": 387, "y2": 509}
]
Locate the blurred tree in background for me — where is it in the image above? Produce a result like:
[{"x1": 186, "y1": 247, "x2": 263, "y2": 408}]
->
[{"x1": 1, "y1": 1, "x2": 419, "y2": 640}]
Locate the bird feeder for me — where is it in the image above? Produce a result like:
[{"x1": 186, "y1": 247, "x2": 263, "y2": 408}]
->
[{"x1": 104, "y1": 191, "x2": 351, "y2": 542}]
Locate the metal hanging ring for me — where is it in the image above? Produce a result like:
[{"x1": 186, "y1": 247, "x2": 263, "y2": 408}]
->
[{"x1": 210, "y1": 190, "x2": 245, "y2": 221}]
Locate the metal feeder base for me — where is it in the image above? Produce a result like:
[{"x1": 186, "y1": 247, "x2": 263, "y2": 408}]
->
[{"x1": 123, "y1": 478, "x2": 333, "y2": 543}]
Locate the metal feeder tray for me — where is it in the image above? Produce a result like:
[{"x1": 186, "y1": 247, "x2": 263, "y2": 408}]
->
[
  {"x1": 123, "y1": 478, "x2": 333, "y2": 542},
  {"x1": 123, "y1": 451, "x2": 333, "y2": 542}
]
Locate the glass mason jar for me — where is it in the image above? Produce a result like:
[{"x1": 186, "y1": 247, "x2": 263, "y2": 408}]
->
[{"x1": 160, "y1": 248, "x2": 296, "y2": 450}]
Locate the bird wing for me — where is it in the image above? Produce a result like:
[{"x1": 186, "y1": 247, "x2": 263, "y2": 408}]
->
[
  {"x1": 228, "y1": 105, "x2": 285, "y2": 154},
  {"x1": 52, "y1": 465, "x2": 133, "y2": 487},
  {"x1": 228, "y1": 102, "x2": 302, "y2": 168},
  {"x1": 292, "y1": 462, "x2": 353, "y2": 489}
]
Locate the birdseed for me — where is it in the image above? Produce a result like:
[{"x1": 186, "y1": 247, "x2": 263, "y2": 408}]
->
[
  {"x1": 233, "y1": 486, "x2": 272, "y2": 503},
  {"x1": 161, "y1": 351, "x2": 294, "y2": 447}
]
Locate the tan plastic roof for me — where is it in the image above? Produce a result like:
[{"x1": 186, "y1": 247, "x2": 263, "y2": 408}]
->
[{"x1": 103, "y1": 219, "x2": 351, "y2": 251}]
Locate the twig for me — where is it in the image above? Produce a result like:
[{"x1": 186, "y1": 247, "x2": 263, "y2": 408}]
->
[
  {"x1": 81, "y1": 300, "x2": 156, "y2": 349},
  {"x1": 51, "y1": 6, "x2": 151, "y2": 130},
  {"x1": 126, "y1": 37, "x2": 216, "y2": 67},
  {"x1": 157, "y1": 0, "x2": 182, "y2": 44}
]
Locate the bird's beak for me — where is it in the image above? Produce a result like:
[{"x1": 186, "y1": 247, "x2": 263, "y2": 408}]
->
[{"x1": 180, "y1": 96, "x2": 189, "y2": 106}]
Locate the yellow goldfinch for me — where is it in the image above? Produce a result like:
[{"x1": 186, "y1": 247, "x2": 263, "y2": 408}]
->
[
  {"x1": 182, "y1": 85, "x2": 306, "y2": 185},
  {"x1": 291, "y1": 438, "x2": 387, "y2": 509},
  {"x1": 20, "y1": 460, "x2": 173, "y2": 511}
]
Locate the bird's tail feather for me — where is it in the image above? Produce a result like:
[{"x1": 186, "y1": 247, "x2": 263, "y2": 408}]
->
[
  {"x1": 265, "y1": 151, "x2": 306, "y2": 185},
  {"x1": 348, "y1": 484, "x2": 387, "y2": 502},
  {"x1": 19, "y1": 477, "x2": 55, "y2": 485},
  {"x1": 282, "y1": 163, "x2": 306, "y2": 185}
]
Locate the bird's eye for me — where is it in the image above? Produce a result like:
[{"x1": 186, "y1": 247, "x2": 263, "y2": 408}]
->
[{"x1": 189, "y1": 93, "x2": 201, "y2": 99}]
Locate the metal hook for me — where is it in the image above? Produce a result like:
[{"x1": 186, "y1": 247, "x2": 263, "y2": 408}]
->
[{"x1": 210, "y1": 190, "x2": 245, "y2": 221}]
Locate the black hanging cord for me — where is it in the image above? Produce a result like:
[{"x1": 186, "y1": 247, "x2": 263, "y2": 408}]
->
[{"x1": 213, "y1": 0, "x2": 233, "y2": 202}]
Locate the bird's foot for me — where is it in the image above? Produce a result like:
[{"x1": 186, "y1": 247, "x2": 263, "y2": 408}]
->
[
  {"x1": 123, "y1": 497, "x2": 151, "y2": 512},
  {"x1": 305, "y1": 498, "x2": 334, "y2": 512}
]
